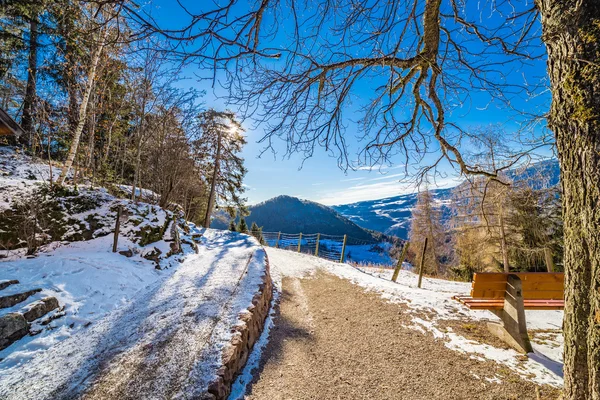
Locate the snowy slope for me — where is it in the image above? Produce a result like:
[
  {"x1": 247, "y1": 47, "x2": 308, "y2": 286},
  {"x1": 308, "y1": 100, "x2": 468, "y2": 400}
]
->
[
  {"x1": 333, "y1": 159, "x2": 560, "y2": 238},
  {"x1": 0, "y1": 230, "x2": 269, "y2": 399},
  {"x1": 0, "y1": 234, "x2": 188, "y2": 370},
  {"x1": 332, "y1": 188, "x2": 453, "y2": 238},
  {"x1": 262, "y1": 248, "x2": 564, "y2": 388}
]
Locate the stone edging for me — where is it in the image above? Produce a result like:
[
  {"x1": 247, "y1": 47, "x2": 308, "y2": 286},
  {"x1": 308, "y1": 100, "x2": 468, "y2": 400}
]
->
[{"x1": 207, "y1": 252, "x2": 273, "y2": 399}]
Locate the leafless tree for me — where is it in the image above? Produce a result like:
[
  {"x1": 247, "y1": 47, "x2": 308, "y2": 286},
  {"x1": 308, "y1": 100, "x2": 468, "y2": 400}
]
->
[{"x1": 131, "y1": 1, "x2": 600, "y2": 396}]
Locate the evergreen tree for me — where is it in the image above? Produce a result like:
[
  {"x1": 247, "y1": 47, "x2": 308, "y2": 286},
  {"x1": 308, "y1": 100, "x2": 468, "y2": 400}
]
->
[
  {"x1": 250, "y1": 221, "x2": 263, "y2": 243},
  {"x1": 237, "y1": 217, "x2": 248, "y2": 233},
  {"x1": 192, "y1": 109, "x2": 248, "y2": 228},
  {"x1": 229, "y1": 219, "x2": 237, "y2": 232}
]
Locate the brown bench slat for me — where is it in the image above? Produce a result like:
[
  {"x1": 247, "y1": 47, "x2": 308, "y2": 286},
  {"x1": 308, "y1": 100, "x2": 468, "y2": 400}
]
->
[
  {"x1": 470, "y1": 272, "x2": 564, "y2": 301},
  {"x1": 455, "y1": 296, "x2": 564, "y2": 310},
  {"x1": 472, "y1": 272, "x2": 564, "y2": 282},
  {"x1": 470, "y1": 289, "x2": 564, "y2": 300},
  {"x1": 471, "y1": 281, "x2": 564, "y2": 291}
]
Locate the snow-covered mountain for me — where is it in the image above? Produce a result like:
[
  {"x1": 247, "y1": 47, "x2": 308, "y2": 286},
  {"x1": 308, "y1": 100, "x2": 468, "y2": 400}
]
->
[
  {"x1": 332, "y1": 188, "x2": 453, "y2": 239},
  {"x1": 212, "y1": 195, "x2": 380, "y2": 240},
  {"x1": 333, "y1": 159, "x2": 560, "y2": 239}
]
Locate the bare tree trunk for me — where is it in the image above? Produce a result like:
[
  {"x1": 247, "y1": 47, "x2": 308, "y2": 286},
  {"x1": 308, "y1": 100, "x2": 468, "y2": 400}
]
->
[
  {"x1": 103, "y1": 112, "x2": 119, "y2": 164},
  {"x1": 498, "y1": 205, "x2": 510, "y2": 273},
  {"x1": 131, "y1": 137, "x2": 142, "y2": 201},
  {"x1": 86, "y1": 92, "x2": 96, "y2": 170},
  {"x1": 131, "y1": 92, "x2": 149, "y2": 202},
  {"x1": 58, "y1": 27, "x2": 108, "y2": 185},
  {"x1": 203, "y1": 128, "x2": 222, "y2": 228},
  {"x1": 538, "y1": 1, "x2": 600, "y2": 398},
  {"x1": 21, "y1": 16, "x2": 38, "y2": 147},
  {"x1": 543, "y1": 247, "x2": 555, "y2": 273}
]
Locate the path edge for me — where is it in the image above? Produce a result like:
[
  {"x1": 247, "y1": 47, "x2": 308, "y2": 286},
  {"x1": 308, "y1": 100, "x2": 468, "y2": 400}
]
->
[{"x1": 206, "y1": 251, "x2": 273, "y2": 399}]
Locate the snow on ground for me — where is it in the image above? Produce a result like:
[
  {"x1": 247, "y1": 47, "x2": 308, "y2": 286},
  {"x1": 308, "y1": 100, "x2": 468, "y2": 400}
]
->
[
  {"x1": 263, "y1": 247, "x2": 564, "y2": 388},
  {"x1": 0, "y1": 235, "x2": 183, "y2": 370},
  {"x1": 117, "y1": 184, "x2": 160, "y2": 203},
  {"x1": 0, "y1": 230, "x2": 269, "y2": 399},
  {"x1": 0, "y1": 146, "x2": 56, "y2": 183}
]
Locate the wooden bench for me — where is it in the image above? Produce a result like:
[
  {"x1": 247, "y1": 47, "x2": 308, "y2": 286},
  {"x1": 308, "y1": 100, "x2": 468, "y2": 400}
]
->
[{"x1": 453, "y1": 272, "x2": 564, "y2": 353}]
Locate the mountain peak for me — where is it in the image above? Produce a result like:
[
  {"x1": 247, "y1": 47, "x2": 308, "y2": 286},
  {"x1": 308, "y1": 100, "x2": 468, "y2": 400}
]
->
[{"x1": 214, "y1": 195, "x2": 378, "y2": 240}]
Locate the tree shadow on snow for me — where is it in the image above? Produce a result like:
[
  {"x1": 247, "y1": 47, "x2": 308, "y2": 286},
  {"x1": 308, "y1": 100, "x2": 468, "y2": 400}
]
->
[{"x1": 39, "y1": 232, "x2": 256, "y2": 399}]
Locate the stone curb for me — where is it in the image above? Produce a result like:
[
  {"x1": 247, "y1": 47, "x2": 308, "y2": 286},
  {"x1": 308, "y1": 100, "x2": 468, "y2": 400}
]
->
[{"x1": 206, "y1": 253, "x2": 273, "y2": 400}]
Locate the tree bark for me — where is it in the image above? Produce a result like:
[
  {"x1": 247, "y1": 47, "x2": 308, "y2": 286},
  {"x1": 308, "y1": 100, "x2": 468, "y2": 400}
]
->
[
  {"x1": 86, "y1": 91, "x2": 96, "y2": 170},
  {"x1": 498, "y1": 205, "x2": 510, "y2": 273},
  {"x1": 203, "y1": 128, "x2": 222, "y2": 228},
  {"x1": 58, "y1": 26, "x2": 108, "y2": 185},
  {"x1": 21, "y1": 15, "x2": 38, "y2": 147},
  {"x1": 537, "y1": 1, "x2": 600, "y2": 398}
]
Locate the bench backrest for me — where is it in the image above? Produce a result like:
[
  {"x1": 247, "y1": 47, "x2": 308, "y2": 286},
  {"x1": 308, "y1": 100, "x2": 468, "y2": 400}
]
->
[{"x1": 471, "y1": 272, "x2": 564, "y2": 300}]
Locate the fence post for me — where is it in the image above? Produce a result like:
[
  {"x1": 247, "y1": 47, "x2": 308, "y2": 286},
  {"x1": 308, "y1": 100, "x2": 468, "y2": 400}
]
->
[
  {"x1": 297, "y1": 232, "x2": 302, "y2": 252},
  {"x1": 339, "y1": 234, "x2": 347, "y2": 263},
  {"x1": 392, "y1": 241, "x2": 410, "y2": 282},
  {"x1": 112, "y1": 205, "x2": 122, "y2": 253},
  {"x1": 315, "y1": 233, "x2": 320, "y2": 256},
  {"x1": 275, "y1": 231, "x2": 281, "y2": 248},
  {"x1": 544, "y1": 247, "x2": 555, "y2": 272},
  {"x1": 417, "y1": 237, "x2": 428, "y2": 288}
]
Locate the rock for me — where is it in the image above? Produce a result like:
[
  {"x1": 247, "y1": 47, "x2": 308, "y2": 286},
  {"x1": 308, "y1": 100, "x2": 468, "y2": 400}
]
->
[
  {"x1": 119, "y1": 249, "x2": 134, "y2": 257},
  {"x1": 22, "y1": 297, "x2": 59, "y2": 322},
  {"x1": 142, "y1": 247, "x2": 162, "y2": 260},
  {"x1": 40, "y1": 307, "x2": 66, "y2": 326},
  {"x1": 0, "y1": 288, "x2": 42, "y2": 309},
  {"x1": 0, "y1": 313, "x2": 29, "y2": 350},
  {"x1": 0, "y1": 279, "x2": 19, "y2": 291},
  {"x1": 207, "y1": 376, "x2": 228, "y2": 399},
  {"x1": 142, "y1": 247, "x2": 162, "y2": 268}
]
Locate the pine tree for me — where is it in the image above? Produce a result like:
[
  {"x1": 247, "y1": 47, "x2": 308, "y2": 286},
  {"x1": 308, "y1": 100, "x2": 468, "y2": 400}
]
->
[
  {"x1": 192, "y1": 109, "x2": 248, "y2": 228},
  {"x1": 229, "y1": 219, "x2": 237, "y2": 232},
  {"x1": 250, "y1": 221, "x2": 263, "y2": 243},
  {"x1": 237, "y1": 217, "x2": 248, "y2": 233}
]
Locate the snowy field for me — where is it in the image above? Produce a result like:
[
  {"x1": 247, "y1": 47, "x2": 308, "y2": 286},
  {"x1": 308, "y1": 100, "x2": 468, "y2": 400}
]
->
[
  {"x1": 263, "y1": 235, "x2": 396, "y2": 266},
  {"x1": 251, "y1": 248, "x2": 564, "y2": 389},
  {"x1": 0, "y1": 235, "x2": 177, "y2": 370},
  {"x1": 0, "y1": 230, "x2": 269, "y2": 399}
]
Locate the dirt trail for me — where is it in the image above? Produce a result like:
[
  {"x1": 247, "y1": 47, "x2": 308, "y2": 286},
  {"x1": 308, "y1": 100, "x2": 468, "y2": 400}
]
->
[{"x1": 243, "y1": 272, "x2": 560, "y2": 400}]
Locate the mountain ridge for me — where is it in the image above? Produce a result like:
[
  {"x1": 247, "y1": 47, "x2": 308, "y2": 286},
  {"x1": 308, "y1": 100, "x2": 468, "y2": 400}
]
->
[
  {"x1": 333, "y1": 158, "x2": 560, "y2": 238},
  {"x1": 212, "y1": 194, "x2": 379, "y2": 240}
]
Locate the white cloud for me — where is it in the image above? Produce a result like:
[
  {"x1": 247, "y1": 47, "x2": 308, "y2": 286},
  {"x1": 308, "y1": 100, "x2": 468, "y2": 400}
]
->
[
  {"x1": 316, "y1": 175, "x2": 462, "y2": 205},
  {"x1": 355, "y1": 164, "x2": 389, "y2": 171},
  {"x1": 370, "y1": 173, "x2": 405, "y2": 181},
  {"x1": 340, "y1": 177, "x2": 365, "y2": 182}
]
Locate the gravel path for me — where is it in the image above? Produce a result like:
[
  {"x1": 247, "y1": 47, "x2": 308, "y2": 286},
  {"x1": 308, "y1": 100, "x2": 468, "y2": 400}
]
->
[{"x1": 242, "y1": 271, "x2": 560, "y2": 400}]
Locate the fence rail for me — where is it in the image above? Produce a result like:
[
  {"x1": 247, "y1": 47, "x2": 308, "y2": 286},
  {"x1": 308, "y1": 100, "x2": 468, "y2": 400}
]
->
[{"x1": 257, "y1": 230, "x2": 402, "y2": 266}]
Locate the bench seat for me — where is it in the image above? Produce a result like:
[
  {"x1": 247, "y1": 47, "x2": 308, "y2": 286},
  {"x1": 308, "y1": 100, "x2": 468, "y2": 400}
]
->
[{"x1": 453, "y1": 295, "x2": 564, "y2": 310}]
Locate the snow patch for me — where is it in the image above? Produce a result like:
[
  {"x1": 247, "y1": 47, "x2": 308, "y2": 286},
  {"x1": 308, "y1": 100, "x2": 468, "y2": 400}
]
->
[{"x1": 264, "y1": 247, "x2": 564, "y2": 388}]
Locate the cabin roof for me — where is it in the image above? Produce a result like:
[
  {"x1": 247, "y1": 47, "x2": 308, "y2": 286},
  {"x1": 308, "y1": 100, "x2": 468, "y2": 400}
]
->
[{"x1": 0, "y1": 107, "x2": 24, "y2": 137}]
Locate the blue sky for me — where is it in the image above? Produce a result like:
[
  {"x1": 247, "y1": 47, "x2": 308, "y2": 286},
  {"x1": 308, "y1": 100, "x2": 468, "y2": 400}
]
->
[{"x1": 150, "y1": 0, "x2": 551, "y2": 206}]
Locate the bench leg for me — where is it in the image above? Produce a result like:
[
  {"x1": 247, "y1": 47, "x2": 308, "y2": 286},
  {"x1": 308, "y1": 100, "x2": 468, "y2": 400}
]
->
[{"x1": 487, "y1": 274, "x2": 533, "y2": 354}]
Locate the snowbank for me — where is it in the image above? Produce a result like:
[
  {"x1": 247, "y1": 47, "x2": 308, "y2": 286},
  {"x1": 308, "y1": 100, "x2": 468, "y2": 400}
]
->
[{"x1": 0, "y1": 230, "x2": 271, "y2": 400}]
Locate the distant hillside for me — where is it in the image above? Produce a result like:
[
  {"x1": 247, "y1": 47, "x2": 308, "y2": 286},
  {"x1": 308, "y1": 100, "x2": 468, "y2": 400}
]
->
[
  {"x1": 332, "y1": 188, "x2": 453, "y2": 239},
  {"x1": 212, "y1": 195, "x2": 378, "y2": 240},
  {"x1": 333, "y1": 159, "x2": 560, "y2": 239}
]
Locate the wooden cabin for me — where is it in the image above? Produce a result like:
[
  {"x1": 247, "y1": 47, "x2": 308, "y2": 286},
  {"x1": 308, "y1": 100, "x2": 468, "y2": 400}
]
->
[{"x1": 0, "y1": 107, "x2": 24, "y2": 139}]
